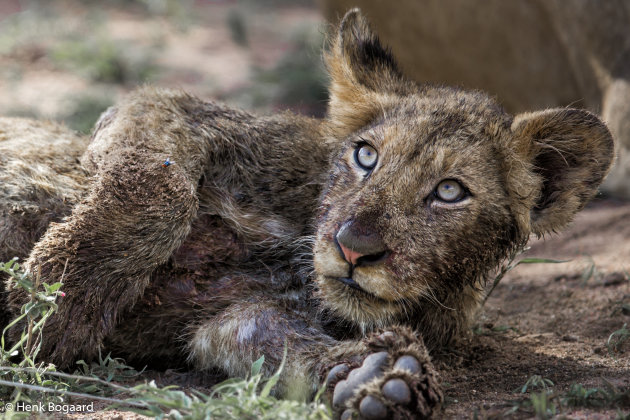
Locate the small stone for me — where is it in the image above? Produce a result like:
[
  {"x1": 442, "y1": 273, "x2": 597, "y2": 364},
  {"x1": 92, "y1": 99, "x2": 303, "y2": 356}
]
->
[
  {"x1": 562, "y1": 335, "x2": 579, "y2": 342},
  {"x1": 603, "y1": 272, "x2": 627, "y2": 286}
]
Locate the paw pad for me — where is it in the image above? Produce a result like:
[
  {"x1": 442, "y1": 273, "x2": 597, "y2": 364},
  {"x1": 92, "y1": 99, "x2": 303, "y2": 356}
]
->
[
  {"x1": 327, "y1": 363, "x2": 350, "y2": 387},
  {"x1": 328, "y1": 327, "x2": 443, "y2": 419},
  {"x1": 393, "y1": 355, "x2": 420, "y2": 374},
  {"x1": 332, "y1": 351, "x2": 388, "y2": 407},
  {"x1": 332, "y1": 353, "x2": 422, "y2": 419},
  {"x1": 359, "y1": 395, "x2": 387, "y2": 419},
  {"x1": 381, "y1": 378, "x2": 411, "y2": 404}
]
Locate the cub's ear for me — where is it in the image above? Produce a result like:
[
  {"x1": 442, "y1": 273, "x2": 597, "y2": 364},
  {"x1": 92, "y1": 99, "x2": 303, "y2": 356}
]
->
[
  {"x1": 511, "y1": 108, "x2": 615, "y2": 236},
  {"x1": 325, "y1": 9, "x2": 413, "y2": 136}
]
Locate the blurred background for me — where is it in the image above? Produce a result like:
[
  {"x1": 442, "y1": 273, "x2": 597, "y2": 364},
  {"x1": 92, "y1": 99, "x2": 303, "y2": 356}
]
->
[{"x1": 0, "y1": 0, "x2": 328, "y2": 134}]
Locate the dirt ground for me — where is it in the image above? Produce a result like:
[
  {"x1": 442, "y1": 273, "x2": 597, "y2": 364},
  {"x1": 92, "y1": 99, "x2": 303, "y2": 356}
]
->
[
  {"x1": 1, "y1": 1, "x2": 629, "y2": 419},
  {"x1": 441, "y1": 197, "x2": 630, "y2": 418}
]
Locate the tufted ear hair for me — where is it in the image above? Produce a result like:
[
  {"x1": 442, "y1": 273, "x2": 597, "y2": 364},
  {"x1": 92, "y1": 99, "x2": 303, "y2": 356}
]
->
[
  {"x1": 511, "y1": 108, "x2": 615, "y2": 236},
  {"x1": 324, "y1": 9, "x2": 414, "y2": 137}
]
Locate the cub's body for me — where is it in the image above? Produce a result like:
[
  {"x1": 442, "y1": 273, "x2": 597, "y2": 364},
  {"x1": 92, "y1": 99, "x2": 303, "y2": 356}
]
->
[{"x1": 1, "y1": 10, "x2": 614, "y2": 419}]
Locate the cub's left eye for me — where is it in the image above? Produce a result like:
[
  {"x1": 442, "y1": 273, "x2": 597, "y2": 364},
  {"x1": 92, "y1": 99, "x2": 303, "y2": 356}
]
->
[
  {"x1": 355, "y1": 144, "x2": 378, "y2": 170},
  {"x1": 435, "y1": 179, "x2": 467, "y2": 202}
]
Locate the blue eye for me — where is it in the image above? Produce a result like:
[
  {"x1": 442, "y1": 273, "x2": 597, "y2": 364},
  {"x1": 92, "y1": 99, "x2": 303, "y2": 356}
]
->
[
  {"x1": 355, "y1": 144, "x2": 378, "y2": 170},
  {"x1": 435, "y1": 180, "x2": 465, "y2": 202}
]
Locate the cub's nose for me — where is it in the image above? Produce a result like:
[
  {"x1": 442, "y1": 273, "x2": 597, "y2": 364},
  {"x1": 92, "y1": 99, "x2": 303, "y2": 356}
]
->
[{"x1": 335, "y1": 220, "x2": 388, "y2": 266}]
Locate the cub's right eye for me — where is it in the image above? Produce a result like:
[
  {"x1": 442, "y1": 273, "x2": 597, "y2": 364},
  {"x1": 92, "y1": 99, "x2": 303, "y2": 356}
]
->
[
  {"x1": 354, "y1": 144, "x2": 378, "y2": 170},
  {"x1": 434, "y1": 179, "x2": 467, "y2": 203}
]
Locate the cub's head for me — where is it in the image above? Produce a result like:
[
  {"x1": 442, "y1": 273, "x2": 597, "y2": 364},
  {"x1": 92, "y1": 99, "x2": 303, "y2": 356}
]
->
[{"x1": 313, "y1": 10, "x2": 615, "y2": 337}]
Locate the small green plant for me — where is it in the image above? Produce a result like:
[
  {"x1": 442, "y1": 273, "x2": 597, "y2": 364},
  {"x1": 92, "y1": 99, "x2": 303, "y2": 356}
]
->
[
  {"x1": 0, "y1": 258, "x2": 69, "y2": 418},
  {"x1": 0, "y1": 259, "x2": 66, "y2": 366},
  {"x1": 529, "y1": 391, "x2": 557, "y2": 419},
  {"x1": 482, "y1": 245, "x2": 568, "y2": 307},
  {"x1": 562, "y1": 383, "x2": 608, "y2": 408},
  {"x1": 563, "y1": 380, "x2": 630, "y2": 409},
  {"x1": 519, "y1": 375, "x2": 554, "y2": 394},
  {"x1": 121, "y1": 354, "x2": 331, "y2": 419},
  {"x1": 502, "y1": 376, "x2": 630, "y2": 418},
  {"x1": 501, "y1": 376, "x2": 558, "y2": 419},
  {"x1": 472, "y1": 324, "x2": 519, "y2": 336},
  {"x1": 607, "y1": 323, "x2": 630, "y2": 356}
]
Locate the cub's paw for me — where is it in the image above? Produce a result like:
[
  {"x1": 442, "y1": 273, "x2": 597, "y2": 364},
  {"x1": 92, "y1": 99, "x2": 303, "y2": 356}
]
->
[{"x1": 327, "y1": 327, "x2": 443, "y2": 420}]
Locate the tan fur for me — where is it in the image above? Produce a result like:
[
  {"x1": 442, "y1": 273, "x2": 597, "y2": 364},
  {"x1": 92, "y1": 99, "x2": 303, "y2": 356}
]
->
[{"x1": 1, "y1": 9, "x2": 614, "y2": 417}]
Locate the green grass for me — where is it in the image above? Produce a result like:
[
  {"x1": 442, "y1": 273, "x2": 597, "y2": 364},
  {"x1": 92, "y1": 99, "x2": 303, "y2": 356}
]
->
[
  {"x1": 608, "y1": 323, "x2": 630, "y2": 356},
  {"x1": 50, "y1": 37, "x2": 158, "y2": 85},
  {"x1": 61, "y1": 94, "x2": 115, "y2": 134},
  {"x1": 0, "y1": 259, "x2": 333, "y2": 419},
  {"x1": 499, "y1": 375, "x2": 630, "y2": 419},
  {"x1": 481, "y1": 245, "x2": 569, "y2": 307}
]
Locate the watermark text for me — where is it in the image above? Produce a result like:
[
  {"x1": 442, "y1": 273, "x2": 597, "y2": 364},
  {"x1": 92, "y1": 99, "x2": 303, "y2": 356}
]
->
[{"x1": 3, "y1": 401, "x2": 95, "y2": 414}]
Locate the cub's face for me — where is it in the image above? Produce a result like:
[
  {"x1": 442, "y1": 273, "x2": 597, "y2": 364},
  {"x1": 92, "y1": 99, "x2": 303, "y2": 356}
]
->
[
  {"x1": 313, "y1": 94, "x2": 521, "y2": 328},
  {"x1": 313, "y1": 9, "x2": 613, "y2": 333}
]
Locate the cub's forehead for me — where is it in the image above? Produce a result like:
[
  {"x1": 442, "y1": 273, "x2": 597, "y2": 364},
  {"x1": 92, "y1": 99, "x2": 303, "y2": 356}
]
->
[
  {"x1": 353, "y1": 97, "x2": 511, "y2": 182},
  {"x1": 363, "y1": 91, "x2": 510, "y2": 148},
  {"x1": 361, "y1": 110, "x2": 504, "y2": 156}
]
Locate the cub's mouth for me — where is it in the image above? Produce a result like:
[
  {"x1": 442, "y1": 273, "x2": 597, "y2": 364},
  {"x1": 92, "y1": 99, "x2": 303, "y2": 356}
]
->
[
  {"x1": 334, "y1": 276, "x2": 364, "y2": 291},
  {"x1": 313, "y1": 218, "x2": 403, "y2": 303},
  {"x1": 327, "y1": 275, "x2": 386, "y2": 301}
]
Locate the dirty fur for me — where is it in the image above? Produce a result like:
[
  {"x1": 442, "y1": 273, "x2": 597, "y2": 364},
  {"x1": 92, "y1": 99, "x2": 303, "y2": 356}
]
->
[{"x1": 1, "y1": 9, "x2": 614, "y2": 416}]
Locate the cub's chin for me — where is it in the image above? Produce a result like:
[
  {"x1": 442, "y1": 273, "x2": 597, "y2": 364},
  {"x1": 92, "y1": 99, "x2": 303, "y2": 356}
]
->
[{"x1": 313, "y1": 239, "x2": 415, "y2": 332}]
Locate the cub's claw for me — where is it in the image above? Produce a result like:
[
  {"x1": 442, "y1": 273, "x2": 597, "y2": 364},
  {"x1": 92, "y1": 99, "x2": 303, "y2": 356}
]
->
[{"x1": 329, "y1": 327, "x2": 443, "y2": 419}]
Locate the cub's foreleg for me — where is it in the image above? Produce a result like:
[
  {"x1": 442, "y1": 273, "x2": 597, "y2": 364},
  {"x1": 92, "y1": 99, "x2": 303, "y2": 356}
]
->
[{"x1": 189, "y1": 300, "x2": 443, "y2": 419}]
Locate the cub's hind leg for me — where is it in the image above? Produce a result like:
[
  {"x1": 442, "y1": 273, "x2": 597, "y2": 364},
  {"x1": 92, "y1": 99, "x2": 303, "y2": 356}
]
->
[
  {"x1": 0, "y1": 117, "x2": 89, "y2": 262},
  {"x1": 0, "y1": 117, "x2": 88, "y2": 333},
  {"x1": 7, "y1": 89, "x2": 212, "y2": 368}
]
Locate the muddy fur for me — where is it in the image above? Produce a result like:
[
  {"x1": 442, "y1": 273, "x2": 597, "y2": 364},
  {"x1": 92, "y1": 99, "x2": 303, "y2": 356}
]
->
[{"x1": 1, "y1": 9, "x2": 614, "y2": 416}]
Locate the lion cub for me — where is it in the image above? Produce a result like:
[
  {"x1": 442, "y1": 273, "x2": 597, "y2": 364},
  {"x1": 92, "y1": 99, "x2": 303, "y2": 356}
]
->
[{"x1": 1, "y1": 9, "x2": 613, "y2": 419}]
